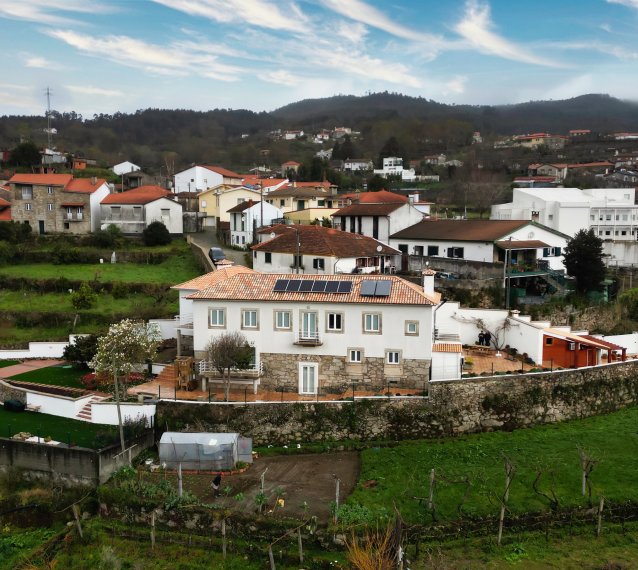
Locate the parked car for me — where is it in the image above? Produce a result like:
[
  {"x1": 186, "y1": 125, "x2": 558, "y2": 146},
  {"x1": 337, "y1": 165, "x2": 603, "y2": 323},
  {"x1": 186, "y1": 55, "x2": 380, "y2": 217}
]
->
[
  {"x1": 435, "y1": 271, "x2": 459, "y2": 279},
  {"x1": 208, "y1": 247, "x2": 226, "y2": 265}
]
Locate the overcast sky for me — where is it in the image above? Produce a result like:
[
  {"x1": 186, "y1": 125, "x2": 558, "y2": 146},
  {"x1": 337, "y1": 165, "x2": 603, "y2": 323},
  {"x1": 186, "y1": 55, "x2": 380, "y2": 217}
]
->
[{"x1": 2, "y1": 0, "x2": 638, "y2": 117}]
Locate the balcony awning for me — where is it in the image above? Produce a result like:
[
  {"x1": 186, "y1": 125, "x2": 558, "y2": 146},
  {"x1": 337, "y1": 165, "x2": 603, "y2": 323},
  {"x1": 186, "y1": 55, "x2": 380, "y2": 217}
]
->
[
  {"x1": 60, "y1": 202, "x2": 85, "y2": 207},
  {"x1": 496, "y1": 239, "x2": 549, "y2": 250}
]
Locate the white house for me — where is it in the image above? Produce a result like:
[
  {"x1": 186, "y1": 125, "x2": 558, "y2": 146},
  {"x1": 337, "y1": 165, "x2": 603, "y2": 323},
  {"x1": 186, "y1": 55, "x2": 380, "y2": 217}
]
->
[
  {"x1": 227, "y1": 200, "x2": 283, "y2": 247},
  {"x1": 182, "y1": 270, "x2": 440, "y2": 394},
  {"x1": 343, "y1": 158, "x2": 374, "y2": 172},
  {"x1": 100, "y1": 185, "x2": 183, "y2": 234},
  {"x1": 174, "y1": 165, "x2": 243, "y2": 194},
  {"x1": 112, "y1": 161, "x2": 141, "y2": 176},
  {"x1": 332, "y1": 191, "x2": 425, "y2": 243},
  {"x1": 389, "y1": 219, "x2": 569, "y2": 271},
  {"x1": 252, "y1": 224, "x2": 400, "y2": 274},
  {"x1": 373, "y1": 157, "x2": 416, "y2": 182}
]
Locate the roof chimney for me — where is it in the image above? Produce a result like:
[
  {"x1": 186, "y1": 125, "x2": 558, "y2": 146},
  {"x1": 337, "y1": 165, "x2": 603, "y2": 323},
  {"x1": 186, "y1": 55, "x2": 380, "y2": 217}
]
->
[
  {"x1": 91, "y1": 176, "x2": 97, "y2": 185},
  {"x1": 422, "y1": 267, "x2": 436, "y2": 296}
]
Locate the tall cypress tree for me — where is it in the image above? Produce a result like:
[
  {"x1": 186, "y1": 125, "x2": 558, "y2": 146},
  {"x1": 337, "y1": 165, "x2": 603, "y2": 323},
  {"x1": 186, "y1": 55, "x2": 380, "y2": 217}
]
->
[{"x1": 562, "y1": 228, "x2": 606, "y2": 294}]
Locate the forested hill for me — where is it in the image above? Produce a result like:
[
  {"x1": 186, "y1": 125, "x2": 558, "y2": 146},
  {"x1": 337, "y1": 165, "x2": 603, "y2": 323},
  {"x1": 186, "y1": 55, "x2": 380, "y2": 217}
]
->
[
  {"x1": 1, "y1": 93, "x2": 637, "y2": 173},
  {"x1": 272, "y1": 93, "x2": 638, "y2": 134}
]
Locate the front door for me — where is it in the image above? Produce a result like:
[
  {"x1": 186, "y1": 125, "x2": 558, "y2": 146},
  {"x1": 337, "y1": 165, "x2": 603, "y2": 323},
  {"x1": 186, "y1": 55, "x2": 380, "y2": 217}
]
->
[
  {"x1": 38, "y1": 220, "x2": 45, "y2": 234},
  {"x1": 301, "y1": 312, "x2": 317, "y2": 340},
  {"x1": 299, "y1": 363, "x2": 317, "y2": 394}
]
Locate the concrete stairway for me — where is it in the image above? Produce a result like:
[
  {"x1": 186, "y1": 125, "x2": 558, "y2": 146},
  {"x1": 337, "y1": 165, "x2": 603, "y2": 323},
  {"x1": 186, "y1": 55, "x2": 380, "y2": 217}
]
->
[{"x1": 76, "y1": 395, "x2": 109, "y2": 422}]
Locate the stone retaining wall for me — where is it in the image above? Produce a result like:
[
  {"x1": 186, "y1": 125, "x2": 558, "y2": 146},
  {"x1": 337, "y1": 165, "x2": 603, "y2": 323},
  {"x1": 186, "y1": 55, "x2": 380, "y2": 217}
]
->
[{"x1": 157, "y1": 360, "x2": 638, "y2": 445}]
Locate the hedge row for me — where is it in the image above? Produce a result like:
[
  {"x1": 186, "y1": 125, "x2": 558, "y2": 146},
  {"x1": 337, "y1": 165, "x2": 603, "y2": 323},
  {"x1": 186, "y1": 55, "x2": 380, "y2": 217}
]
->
[{"x1": 0, "y1": 275, "x2": 173, "y2": 294}]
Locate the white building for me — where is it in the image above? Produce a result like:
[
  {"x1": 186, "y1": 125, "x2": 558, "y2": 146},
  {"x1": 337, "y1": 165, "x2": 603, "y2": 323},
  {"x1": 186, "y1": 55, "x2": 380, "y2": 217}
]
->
[
  {"x1": 100, "y1": 185, "x2": 183, "y2": 234},
  {"x1": 252, "y1": 224, "x2": 399, "y2": 274},
  {"x1": 373, "y1": 157, "x2": 416, "y2": 182},
  {"x1": 112, "y1": 161, "x2": 141, "y2": 176},
  {"x1": 173, "y1": 165, "x2": 243, "y2": 194},
  {"x1": 181, "y1": 270, "x2": 441, "y2": 393},
  {"x1": 227, "y1": 200, "x2": 283, "y2": 247},
  {"x1": 343, "y1": 158, "x2": 374, "y2": 172}
]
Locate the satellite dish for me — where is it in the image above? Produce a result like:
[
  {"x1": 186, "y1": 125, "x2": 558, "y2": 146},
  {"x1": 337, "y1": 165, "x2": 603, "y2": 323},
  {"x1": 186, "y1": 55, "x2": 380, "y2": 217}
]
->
[
  {"x1": 270, "y1": 232, "x2": 276, "y2": 239},
  {"x1": 376, "y1": 245, "x2": 382, "y2": 252}
]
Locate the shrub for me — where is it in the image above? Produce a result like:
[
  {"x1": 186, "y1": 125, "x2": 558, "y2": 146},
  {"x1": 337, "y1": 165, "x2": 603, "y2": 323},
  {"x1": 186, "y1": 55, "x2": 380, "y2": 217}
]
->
[
  {"x1": 71, "y1": 282, "x2": 98, "y2": 310},
  {"x1": 111, "y1": 281, "x2": 129, "y2": 299},
  {"x1": 63, "y1": 334, "x2": 99, "y2": 368},
  {"x1": 142, "y1": 221, "x2": 171, "y2": 246}
]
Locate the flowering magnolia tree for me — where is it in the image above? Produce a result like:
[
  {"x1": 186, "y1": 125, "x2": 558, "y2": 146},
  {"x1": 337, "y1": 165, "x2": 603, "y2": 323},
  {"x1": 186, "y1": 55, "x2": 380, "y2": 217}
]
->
[{"x1": 90, "y1": 319, "x2": 161, "y2": 458}]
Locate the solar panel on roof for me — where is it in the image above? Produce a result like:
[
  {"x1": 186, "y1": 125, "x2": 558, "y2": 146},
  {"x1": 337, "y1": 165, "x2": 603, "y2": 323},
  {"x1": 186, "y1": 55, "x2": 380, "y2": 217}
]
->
[
  {"x1": 286, "y1": 280, "x2": 301, "y2": 292},
  {"x1": 312, "y1": 280, "x2": 327, "y2": 292},
  {"x1": 360, "y1": 281, "x2": 377, "y2": 296},
  {"x1": 298, "y1": 280, "x2": 313, "y2": 292},
  {"x1": 337, "y1": 281, "x2": 352, "y2": 293},
  {"x1": 273, "y1": 279, "x2": 289, "y2": 292},
  {"x1": 325, "y1": 281, "x2": 339, "y2": 293},
  {"x1": 374, "y1": 280, "x2": 392, "y2": 296}
]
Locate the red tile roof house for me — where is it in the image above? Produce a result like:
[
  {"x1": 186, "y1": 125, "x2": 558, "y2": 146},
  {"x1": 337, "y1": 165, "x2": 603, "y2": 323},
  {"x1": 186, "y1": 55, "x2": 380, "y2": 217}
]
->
[
  {"x1": 252, "y1": 224, "x2": 400, "y2": 274},
  {"x1": 177, "y1": 268, "x2": 441, "y2": 394},
  {"x1": 0, "y1": 196, "x2": 11, "y2": 221},
  {"x1": 173, "y1": 165, "x2": 243, "y2": 194},
  {"x1": 7, "y1": 173, "x2": 110, "y2": 234},
  {"x1": 100, "y1": 186, "x2": 184, "y2": 234}
]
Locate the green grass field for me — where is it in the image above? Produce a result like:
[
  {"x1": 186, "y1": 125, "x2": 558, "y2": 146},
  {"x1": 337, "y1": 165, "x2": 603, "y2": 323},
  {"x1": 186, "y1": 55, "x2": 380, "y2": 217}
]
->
[
  {"x1": 0, "y1": 359, "x2": 19, "y2": 368},
  {"x1": 0, "y1": 323, "x2": 99, "y2": 345},
  {"x1": 0, "y1": 255, "x2": 200, "y2": 284},
  {"x1": 348, "y1": 407, "x2": 638, "y2": 524},
  {"x1": 0, "y1": 407, "x2": 117, "y2": 449},
  {"x1": 9, "y1": 365, "x2": 86, "y2": 389}
]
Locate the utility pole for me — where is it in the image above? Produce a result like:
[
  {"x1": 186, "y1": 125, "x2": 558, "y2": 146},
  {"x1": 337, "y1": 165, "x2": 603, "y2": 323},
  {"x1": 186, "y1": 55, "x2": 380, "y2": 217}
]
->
[{"x1": 45, "y1": 87, "x2": 53, "y2": 150}]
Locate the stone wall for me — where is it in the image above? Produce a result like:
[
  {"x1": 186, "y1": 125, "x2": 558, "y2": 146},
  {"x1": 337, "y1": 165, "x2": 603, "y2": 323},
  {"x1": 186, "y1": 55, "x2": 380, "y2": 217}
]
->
[
  {"x1": 0, "y1": 380, "x2": 26, "y2": 404},
  {"x1": 157, "y1": 360, "x2": 638, "y2": 445},
  {"x1": 259, "y1": 352, "x2": 428, "y2": 392}
]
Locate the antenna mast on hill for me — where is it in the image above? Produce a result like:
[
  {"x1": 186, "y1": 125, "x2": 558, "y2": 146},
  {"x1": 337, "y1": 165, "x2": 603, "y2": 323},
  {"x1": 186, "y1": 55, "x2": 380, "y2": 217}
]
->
[{"x1": 45, "y1": 87, "x2": 53, "y2": 149}]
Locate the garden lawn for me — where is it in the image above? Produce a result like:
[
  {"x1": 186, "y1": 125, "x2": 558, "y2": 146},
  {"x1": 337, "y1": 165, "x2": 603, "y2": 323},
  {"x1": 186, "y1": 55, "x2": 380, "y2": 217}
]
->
[
  {"x1": 0, "y1": 255, "x2": 200, "y2": 284},
  {"x1": 0, "y1": 323, "x2": 98, "y2": 346},
  {"x1": 0, "y1": 407, "x2": 117, "y2": 449},
  {"x1": 9, "y1": 365, "x2": 85, "y2": 389},
  {"x1": 348, "y1": 407, "x2": 638, "y2": 524},
  {"x1": 0, "y1": 359, "x2": 19, "y2": 368}
]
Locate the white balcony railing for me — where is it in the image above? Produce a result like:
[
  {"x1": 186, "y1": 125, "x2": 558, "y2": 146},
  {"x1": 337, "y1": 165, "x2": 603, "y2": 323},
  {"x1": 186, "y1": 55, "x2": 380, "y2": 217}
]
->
[
  {"x1": 198, "y1": 360, "x2": 263, "y2": 376},
  {"x1": 294, "y1": 330, "x2": 322, "y2": 345}
]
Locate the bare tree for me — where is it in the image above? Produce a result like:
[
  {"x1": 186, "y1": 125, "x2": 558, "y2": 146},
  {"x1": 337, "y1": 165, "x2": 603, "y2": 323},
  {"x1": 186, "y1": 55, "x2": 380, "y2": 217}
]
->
[
  {"x1": 204, "y1": 331, "x2": 252, "y2": 401},
  {"x1": 452, "y1": 315, "x2": 511, "y2": 350}
]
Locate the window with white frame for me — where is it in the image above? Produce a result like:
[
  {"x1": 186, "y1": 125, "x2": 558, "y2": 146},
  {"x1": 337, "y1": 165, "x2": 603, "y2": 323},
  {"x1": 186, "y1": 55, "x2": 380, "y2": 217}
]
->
[
  {"x1": 47, "y1": 186, "x2": 53, "y2": 194},
  {"x1": 25, "y1": 203, "x2": 32, "y2": 211},
  {"x1": 274, "y1": 310, "x2": 291, "y2": 330},
  {"x1": 348, "y1": 349, "x2": 362, "y2": 363},
  {"x1": 21, "y1": 187, "x2": 33, "y2": 199},
  {"x1": 313, "y1": 258, "x2": 325, "y2": 270},
  {"x1": 326, "y1": 312, "x2": 343, "y2": 332},
  {"x1": 405, "y1": 321, "x2": 419, "y2": 335},
  {"x1": 47, "y1": 203, "x2": 53, "y2": 211},
  {"x1": 363, "y1": 313, "x2": 381, "y2": 333},
  {"x1": 298, "y1": 362, "x2": 318, "y2": 394},
  {"x1": 386, "y1": 350, "x2": 401, "y2": 364},
  {"x1": 209, "y1": 308, "x2": 226, "y2": 328},
  {"x1": 242, "y1": 309, "x2": 258, "y2": 329}
]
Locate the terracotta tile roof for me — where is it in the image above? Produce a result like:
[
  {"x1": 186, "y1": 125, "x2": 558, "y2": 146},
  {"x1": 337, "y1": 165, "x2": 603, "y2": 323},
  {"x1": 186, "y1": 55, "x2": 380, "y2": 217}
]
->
[
  {"x1": 356, "y1": 190, "x2": 408, "y2": 204},
  {"x1": 566, "y1": 162, "x2": 613, "y2": 169},
  {"x1": 514, "y1": 176, "x2": 557, "y2": 182},
  {"x1": 187, "y1": 273, "x2": 440, "y2": 305},
  {"x1": 0, "y1": 197, "x2": 10, "y2": 207},
  {"x1": 172, "y1": 266, "x2": 256, "y2": 291},
  {"x1": 332, "y1": 202, "x2": 404, "y2": 216},
  {"x1": 243, "y1": 177, "x2": 287, "y2": 188},
  {"x1": 9, "y1": 173, "x2": 73, "y2": 186},
  {"x1": 202, "y1": 165, "x2": 242, "y2": 178},
  {"x1": 495, "y1": 239, "x2": 550, "y2": 249},
  {"x1": 282, "y1": 160, "x2": 301, "y2": 166},
  {"x1": 390, "y1": 219, "x2": 533, "y2": 242},
  {"x1": 252, "y1": 225, "x2": 399, "y2": 257},
  {"x1": 432, "y1": 343, "x2": 463, "y2": 353},
  {"x1": 65, "y1": 178, "x2": 106, "y2": 193},
  {"x1": 227, "y1": 200, "x2": 259, "y2": 213},
  {"x1": 580, "y1": 335, "x2": 625, "y2": 351},
  {"x1": 0, "y1": 209, "x2": 10, "y2": 220},
  {"x1": 543, "y1": 328, "x2": 610, "y2": 350},
  {"x1": 268, "y1": 184, "x2": 334, "y2": 198},
  {"x1": 101, "y1": 185, "x2": 173, "y2": 205}
]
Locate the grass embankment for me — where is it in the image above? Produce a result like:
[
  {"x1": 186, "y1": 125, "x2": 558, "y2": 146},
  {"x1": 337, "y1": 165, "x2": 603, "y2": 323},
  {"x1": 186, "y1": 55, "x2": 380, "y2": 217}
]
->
[
  {"x1": 0, "y1": 527, "x2": 63, "y2": 570},
  {"x1": 1, "y1": 407, "x2": 117, "y2": 448},
  {"x1": 348, "y1": 407, "x2": 638, "y2": 523},
  {"x1": 0, "y1": 359, "x2": 19, "y2": 368},
  {"x1": 8, "y1": 364, "x2": 85, "y2": 388}
]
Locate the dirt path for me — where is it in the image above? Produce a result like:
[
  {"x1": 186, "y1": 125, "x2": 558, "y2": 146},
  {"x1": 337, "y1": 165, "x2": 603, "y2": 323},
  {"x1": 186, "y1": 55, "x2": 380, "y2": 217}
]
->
[{"x1": 169, "y1": 452, "x2": 360, "y2": 522}]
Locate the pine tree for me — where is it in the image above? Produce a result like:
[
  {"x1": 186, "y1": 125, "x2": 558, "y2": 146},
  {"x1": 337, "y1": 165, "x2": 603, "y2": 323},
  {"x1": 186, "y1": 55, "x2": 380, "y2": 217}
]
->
[{"x1": 562, "y1": 228, "x2": 606, "y2": 294}]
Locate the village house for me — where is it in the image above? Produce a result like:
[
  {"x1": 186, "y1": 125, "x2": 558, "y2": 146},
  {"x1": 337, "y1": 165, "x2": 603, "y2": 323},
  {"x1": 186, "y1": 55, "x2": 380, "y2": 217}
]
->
[
  {"x1": 112, "y1": 161, "x2": 141, "y2": 176},
  {"x1": 513, "y1": 133, "x2": 567, "y2": 149},
  {"x1": 227, "y1": 200, "x2": 283, "y2": 247},
  {"x1": 100, "y1": 185, "x2": 183, "y2": 234},
  {"x1": 252, "y1": 224, "x2": 399, "y2": 274},
  {"x1": 373, "y1": 156, "x2": 416, "y2": 182},
  {"x1": 343, "y1": 158, "x2": 374, "y2": 172},
  {"x1": 7, "y1": 173, "x2": 110, "y2": 234},
  {"x1": 174, "y1": 165, "x2": 243, "y2": 194},
  {"x1": 264, "y1": 181, "x2": 339, "y2": 215},
  {"x1": 180, "y1": 269, "x2": 440, "y2": 394}
]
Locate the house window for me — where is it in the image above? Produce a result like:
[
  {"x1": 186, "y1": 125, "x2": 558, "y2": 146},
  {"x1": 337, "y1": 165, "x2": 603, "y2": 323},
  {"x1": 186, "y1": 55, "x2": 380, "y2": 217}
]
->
[
  {"x1": 427, "y1": 245, "x2": 439, "y2": 256},
  {"x1": 405, "y1": 321, "x2": 419, "y2": 335},
  {"x1": 548, "y1": 214, "x2": 553, "y2": 221},
  {"x1": 21, "y1": 187, "x2": 33, "y2": 199},
  {"x1": 348, "y1": 349, "x2": 362, "y2": 363},
  {"x1": 326, "y1": 312, "x2": 343, "y2": 332},
  {"x1": 293, "y1": 255, "x2": 303, "y2": 269},
  {"x1": 63, "y1": 222, "x2": 69, "y2": 230},
  {"x1": 209, "y1": 308, "x2": 226, "y2": 328},
  {"x1": 111, "y1": 206, "x2": 121, "y2": 219},
  {"x1": 545, "y1": 337, "x2": 553, "y2": 345},
  {"x1": 201, "y1": 200, "x2": 207, "y2": 208},
  {"x1": 313, "y1": 258, "x2": 325, "y2": 270},
  {"x1": 605, "y1": 230, "x2": 611, "y2": 236},
  {"x1": 47, "y1": 186, "x2": 53, "y2": 194},
  {"x1": 275, "y1": 310, "x2": 291, "y2": 330},
  {"x1": 447, "y1": 247, "x2": 464, "y2": 259},
  {"x1": 298, "y1": 362, "x2": 318, "y2": 394},
  {"x1": 318, "y1": 199, "x2": 325, "y2": 207},
  {"x1": 363, "y1": 313, "x2": 381, "y2": 333},
  {"x1": 265, "y1": 252, "x2": 272, "y2": 264},
  {"x1": 386, "y1": 350, "x2": 401, "y2": 364},
  {"x1": 606, "y1": 214, "x2": 612, "y2": 221},
  {"x1": 25, "y1": 203, "x2": 32, "y2": 211},
  {"x1": 242, "y1": 309, "x2": 258, "y2": 329},
  {"x1": 47, "y1": 203, "x2": 53, "y2": 211},
  {"x1": 280, "y1": 199, "x2": 285, "y2": 207},
  {"x1": 253, "y1": 250, "x2": 257, "y2": 259}
]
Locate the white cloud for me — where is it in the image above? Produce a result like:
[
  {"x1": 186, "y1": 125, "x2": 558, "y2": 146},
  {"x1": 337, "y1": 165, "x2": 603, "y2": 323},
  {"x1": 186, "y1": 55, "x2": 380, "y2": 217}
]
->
[
  {"x1": 546, "y1": 40, "x2": 638, "y2": 61},
  {"x1": 455, "y1": 0, "x2": 563, "y2": 67},
  {"x1": 67, "y1": 85, "x2": 124, "y2": 97},
  {"x1": 258, "y1": 69, "x2": 301, "y2": 86},
  {"x1": 46, "y1": 29, "x2": 245, "y2": 81},
  {"x1": 607, "y1": 0, "x2": 638, "y2": 8},
  {"x1": 443, "y1": 75, "x2": 467, "y2": 95},
  {"x1": 600, "y1": 23, "x2": 612, "y2": 33},
  {"x1": 24, "y1": 55, "x2": 62, "y2": 69},
  {"x1": 0, "y1": 0, "x2": 111, "y2": 25},
  {"x1": 150, "y1": 0, "x2": 306, "y2": 32}
]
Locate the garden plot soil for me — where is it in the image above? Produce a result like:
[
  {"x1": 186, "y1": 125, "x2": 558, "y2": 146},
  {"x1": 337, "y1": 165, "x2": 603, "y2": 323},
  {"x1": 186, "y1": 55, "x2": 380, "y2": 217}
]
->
[{"x1": 161, "y1": 452, "x2": 360, "y2": 521}]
